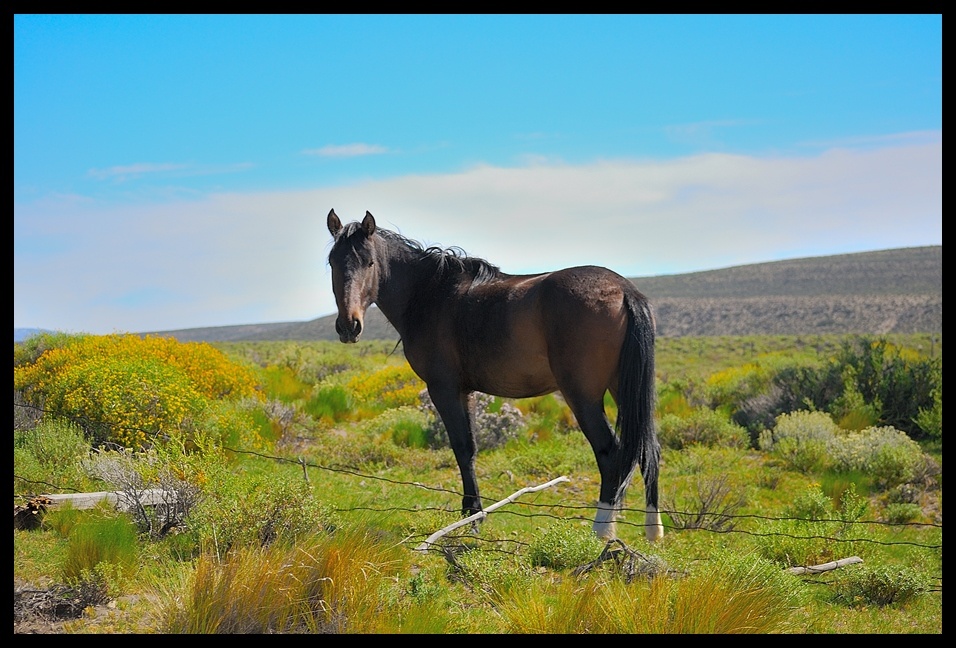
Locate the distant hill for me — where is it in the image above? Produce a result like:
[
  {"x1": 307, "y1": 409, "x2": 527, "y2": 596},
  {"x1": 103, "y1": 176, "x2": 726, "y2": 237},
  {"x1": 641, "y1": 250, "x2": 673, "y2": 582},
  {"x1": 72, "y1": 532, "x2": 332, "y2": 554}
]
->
[
  {"x1": 13, "y1": 328, "x2": 53, "y2": 343},
  {"x1": 19, "y1": 245, "x2": 940, "y2": 343}
]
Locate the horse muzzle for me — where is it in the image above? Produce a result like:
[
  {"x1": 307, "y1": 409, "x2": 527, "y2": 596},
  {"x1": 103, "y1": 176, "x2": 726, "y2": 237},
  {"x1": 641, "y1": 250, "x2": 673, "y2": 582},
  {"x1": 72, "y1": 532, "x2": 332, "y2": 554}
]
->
[{"x1": 335, "y1": 315, "x2": 363, "y2": 343}]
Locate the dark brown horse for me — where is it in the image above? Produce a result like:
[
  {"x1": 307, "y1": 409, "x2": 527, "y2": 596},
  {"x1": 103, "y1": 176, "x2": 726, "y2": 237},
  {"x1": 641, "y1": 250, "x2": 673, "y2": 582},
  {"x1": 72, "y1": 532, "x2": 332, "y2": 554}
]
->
[{"x1": 326, "y1": 209, "x2": 662, "y2": 542}]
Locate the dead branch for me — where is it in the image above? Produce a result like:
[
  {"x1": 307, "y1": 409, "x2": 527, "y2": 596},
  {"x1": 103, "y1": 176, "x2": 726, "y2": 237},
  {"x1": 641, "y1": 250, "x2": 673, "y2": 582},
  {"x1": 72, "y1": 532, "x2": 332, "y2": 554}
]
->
[{"x1": 415, "y1": 475, "x2": 570, "y2": 552}]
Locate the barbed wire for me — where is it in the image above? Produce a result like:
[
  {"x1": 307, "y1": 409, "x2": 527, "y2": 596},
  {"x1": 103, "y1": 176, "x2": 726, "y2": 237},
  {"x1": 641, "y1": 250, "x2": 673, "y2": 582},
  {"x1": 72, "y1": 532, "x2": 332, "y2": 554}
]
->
[
  {"x1": 13, "y1": 402, "x2": 942, "y2": 553},
  {"x1": 220, "y1": 445, "x2": 942, "y2": 550}
]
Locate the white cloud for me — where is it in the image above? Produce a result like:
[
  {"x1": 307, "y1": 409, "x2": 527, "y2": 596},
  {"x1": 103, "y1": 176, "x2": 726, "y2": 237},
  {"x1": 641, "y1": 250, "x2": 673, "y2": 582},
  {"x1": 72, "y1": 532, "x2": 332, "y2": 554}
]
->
[
  {"x1": 86, "y1": 161, "x2": 255, "y2": 182},
  {"x1": 15, "y1": 137, "x2": 941, "y2": 334},
  {"x1": 88, "y1": 162, "x2": 189, "y2": 180},
  {"x1": 302, "y1": 143, "x2": 389, "y2": 157}
]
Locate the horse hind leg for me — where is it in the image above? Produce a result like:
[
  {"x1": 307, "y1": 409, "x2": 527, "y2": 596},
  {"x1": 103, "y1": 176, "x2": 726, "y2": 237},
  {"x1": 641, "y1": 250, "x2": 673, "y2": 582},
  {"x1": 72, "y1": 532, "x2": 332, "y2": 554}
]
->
[
  {"x1": 562, "y1": 396, "x2": 623, "y2": 539},
  {"x1": 640, "y1": 444, "x2": 664, "y2": 543},
  {"x1": 645, "y1": 505, "x2": 663, "y2": 542},
  {"x1": 593, "y1": 500, "x2": 619, "y2": 540}
]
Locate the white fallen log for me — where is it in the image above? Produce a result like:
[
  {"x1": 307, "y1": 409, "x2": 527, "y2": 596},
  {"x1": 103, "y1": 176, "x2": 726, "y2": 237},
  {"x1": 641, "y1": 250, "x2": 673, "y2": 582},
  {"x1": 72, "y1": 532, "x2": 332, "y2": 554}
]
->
[
  {"x1": 787, "y1": 556, "x2": 863, "y2": 575},
  {"x1": 44, "y1": 490, "x2": 176, "y2": 510}
]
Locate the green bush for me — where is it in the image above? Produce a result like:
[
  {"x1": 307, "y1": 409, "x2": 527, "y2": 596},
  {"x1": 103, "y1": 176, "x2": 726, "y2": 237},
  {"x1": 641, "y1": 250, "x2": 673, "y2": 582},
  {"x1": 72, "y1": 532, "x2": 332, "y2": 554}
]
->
[
  {"x1": 915, "y1": 361, "x2": 942, "y2": 440},
  {"x1": 705, "y1": 354, "x2": 835, "y2": 443},
  {"x1": 527, "y1": 522, "x2": 604, "y2": 570},
  {"x1": 258, "y1": 365, "x2": 312, "y2": 403},
  {"x1": 352, "y1": 406, "x2": 432, "y2": 449},
  {"x1": 759, "y1": 410, "x2": 838, "y2": 473},
  {"x1": 881, "y1": 502, "x2": 923, "y2": 525},
  {"x1": 14, "y1": 419, "x2": 92, "y2": 494},
  {"x1": 832, "y1": 564, "x2": 930, "y2": 607},
  {"x1": 760, "y1": 411, "x2": 929, "y2": 489},
  {"x1": 702, "y1": 336, "x2": 940, "y2": 443},
  {"x1": 832, "y1": 337, "x2": 939, "y2": 439},
  {"x1": 754, "y1": 517, "x2": 837, "y2": 568},
  {"x1": 657, "y1": 407, "x2": 749, "y2": 450},
  {"x1": 188, "y1": 468, "x2": 334, "y2": 554},
  {"x1": 305, "y1": 383, "x2": 354, "y2": 423},
  {"x1": 829, "y1": 365, "x2": 882, "y2": 430},
  {"x1": 830, "y1": 426, "x2": 926, "y2": 488},
  {"x1": 784, "y1": 484, "x2": 834, "y2": 521}
]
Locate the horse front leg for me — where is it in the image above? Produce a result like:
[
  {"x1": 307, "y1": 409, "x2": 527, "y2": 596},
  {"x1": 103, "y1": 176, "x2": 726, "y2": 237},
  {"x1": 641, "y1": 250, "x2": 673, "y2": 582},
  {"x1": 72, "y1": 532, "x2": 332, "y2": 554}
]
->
[{"x1": 427, "y1": 386, "x2": 482, "y2": 518}]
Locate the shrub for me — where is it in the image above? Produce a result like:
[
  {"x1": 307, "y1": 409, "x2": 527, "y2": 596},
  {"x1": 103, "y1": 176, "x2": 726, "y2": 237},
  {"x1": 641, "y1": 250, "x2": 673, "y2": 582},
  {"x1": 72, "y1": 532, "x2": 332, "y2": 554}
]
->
[
  {"x1": 419, "y1": 390, "x2": 525, "y2": 451},
  {"x1": 784, "y1": 483, "x2": 834, "y2": 522},
  {"x1": 246, "y1": 398, "x2": 297, "y2": 445},
  {"x1": 347, "y1": 364, "x2": 425, "y2": 411},
  {"x1": 759, "y1": 410, "x2": 838, "y2": 473},
  {"x1": 451, "y1": 550, "x2": 536, "y2": 604},
  {"x1": 527, "y1": 522, "x2": 605, "y2": 570},
  {"x1": 760, "y1": 411, "x2": 929, "y2": 489},
  {"x1": 14, "y1": 419, "x2": 92, "y2": 493},
  {"x1": 830, "y1": 426, "x2": 926, "y2": 489},
  {"x1": 82, "y1": 443, "x2": 205, "y2": 538},
  {"x1": 914, "y1": 361, "x2": 942, "y2": 440},
  {"x1": 355, "y1": 406, "x2": 431, "y2": 449},
  {"x1": 656, "y1": 379, "x2": 698, "y2": 417},
  {"x1": 829, "y1": 366, "x2": 882, "y2": 430},
  {"x1": 14, "y1": 333, "x2": 262, "y2": 450},
  {"x1": 661, "y1": 474, "x2": 747, "y2": 532},
  {"x1": 708, "y1": 356, "x2": 841, "y2": 446},
  {"x1": 305, "y1": 383, "x2": 354, "y2": 423},
  {"x1": 881, "y1": 502, "x2": 923, "y2": 525},
  {"x1": 657, "y1": 407, "x2": 749, "y2": 450},
  {"x1": 832, "y1": 337, "x2": 939, "y2": 439},
  {"x1": 188, "y1": 468, "x2": 334, "y2": 554},
  {"x1": 755, "y1": 517, "x2": 837, "y2": 568},
  {"x1": 705, "y1": 362, "x2": 772, "y2": 410},
  {"x1": 258, "y1": 365, "x2": 311, "y2": 403},
  {"x1": 832, "y1": 564, "x2": 930, "y2": 607},
  {"x1": 706, "y1": 336, "x2": 940, "y2": 442}
]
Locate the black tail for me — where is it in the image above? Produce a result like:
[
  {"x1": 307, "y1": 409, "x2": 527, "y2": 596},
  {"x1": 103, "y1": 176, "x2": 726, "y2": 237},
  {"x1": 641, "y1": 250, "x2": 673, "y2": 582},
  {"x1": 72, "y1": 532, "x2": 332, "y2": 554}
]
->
[{"x1": 614, "y1": 291, "x2": 659, "y2": 510}]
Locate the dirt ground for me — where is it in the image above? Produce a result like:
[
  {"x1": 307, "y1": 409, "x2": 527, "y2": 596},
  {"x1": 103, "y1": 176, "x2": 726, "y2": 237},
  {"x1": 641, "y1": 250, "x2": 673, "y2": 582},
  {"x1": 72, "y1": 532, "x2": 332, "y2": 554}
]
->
[{"x1": 13, "y1": 579, "x2": 146, "y2": 634}]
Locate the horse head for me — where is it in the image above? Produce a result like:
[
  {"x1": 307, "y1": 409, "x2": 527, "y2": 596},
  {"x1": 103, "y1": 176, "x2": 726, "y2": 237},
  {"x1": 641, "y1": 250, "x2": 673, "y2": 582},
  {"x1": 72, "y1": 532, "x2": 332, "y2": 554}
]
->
[{"x1": 327, "y1": 209, "x2": 380, "y2": 343}]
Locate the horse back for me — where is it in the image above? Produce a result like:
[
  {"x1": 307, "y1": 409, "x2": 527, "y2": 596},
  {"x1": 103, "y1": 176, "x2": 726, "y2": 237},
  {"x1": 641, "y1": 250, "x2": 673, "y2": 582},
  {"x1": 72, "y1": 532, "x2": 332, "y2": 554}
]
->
[{"x1": 408, "y1": 266, "x2": 641, "y2": 398}]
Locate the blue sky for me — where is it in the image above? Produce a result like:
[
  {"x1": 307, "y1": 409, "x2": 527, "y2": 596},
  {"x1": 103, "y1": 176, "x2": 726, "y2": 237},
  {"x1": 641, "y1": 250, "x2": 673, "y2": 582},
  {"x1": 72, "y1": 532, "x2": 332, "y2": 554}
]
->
[{"x1": 14, "y1": 14, "x2": 942, "y2": 335}]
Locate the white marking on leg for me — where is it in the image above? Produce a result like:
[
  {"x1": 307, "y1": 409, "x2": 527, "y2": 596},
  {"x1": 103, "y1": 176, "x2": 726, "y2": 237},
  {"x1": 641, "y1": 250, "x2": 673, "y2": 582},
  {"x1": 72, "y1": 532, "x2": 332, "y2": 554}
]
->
[
  {"x1": 645, "y1": 504, "x2": 664, "y2": 542},
  {"x1": 593, "y1": 500, "x2": 617, "y2": 539}
]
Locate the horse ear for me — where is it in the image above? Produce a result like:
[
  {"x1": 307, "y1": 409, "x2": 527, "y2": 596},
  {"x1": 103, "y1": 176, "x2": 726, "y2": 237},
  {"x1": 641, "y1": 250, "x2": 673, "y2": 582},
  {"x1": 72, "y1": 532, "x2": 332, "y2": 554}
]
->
[
  {"x1": 362, "y1": 211, "x2": 377, "y2": 237},
  {"x1": 327, "y1": 209, "x2": 342, "y2": 236}
]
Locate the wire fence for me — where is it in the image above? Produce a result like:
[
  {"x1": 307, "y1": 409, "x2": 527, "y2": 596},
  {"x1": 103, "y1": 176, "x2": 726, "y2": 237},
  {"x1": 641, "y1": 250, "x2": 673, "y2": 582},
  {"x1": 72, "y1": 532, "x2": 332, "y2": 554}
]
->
[
  {"x1": 218, "y1": 445, "x2": 942, "y2": 548},
  {"x1": 14, "y1": 401, "x2": 942, "y2": 591}
]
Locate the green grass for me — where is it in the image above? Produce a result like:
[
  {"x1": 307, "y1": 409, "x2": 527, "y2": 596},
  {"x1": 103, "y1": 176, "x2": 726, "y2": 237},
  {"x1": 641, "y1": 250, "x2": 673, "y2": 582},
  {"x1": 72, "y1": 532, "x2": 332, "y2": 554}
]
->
[{"x1": 13, "y1": 334, "x2": 942, "y2": 633}]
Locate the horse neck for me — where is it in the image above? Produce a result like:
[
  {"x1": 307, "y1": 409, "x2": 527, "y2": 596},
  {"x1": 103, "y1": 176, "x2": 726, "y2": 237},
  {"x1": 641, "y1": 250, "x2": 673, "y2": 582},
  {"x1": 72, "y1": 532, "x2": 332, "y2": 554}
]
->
[{"x1": 373, "y1": 240, "x2": 433, "y2": 335}]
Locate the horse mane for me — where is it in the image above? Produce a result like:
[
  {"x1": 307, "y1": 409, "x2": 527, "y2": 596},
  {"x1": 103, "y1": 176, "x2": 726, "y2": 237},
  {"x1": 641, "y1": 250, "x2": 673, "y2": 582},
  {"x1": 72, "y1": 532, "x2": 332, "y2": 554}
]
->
[{"x1": 376, "y1": 227, "x2": 502, "y2": 286}]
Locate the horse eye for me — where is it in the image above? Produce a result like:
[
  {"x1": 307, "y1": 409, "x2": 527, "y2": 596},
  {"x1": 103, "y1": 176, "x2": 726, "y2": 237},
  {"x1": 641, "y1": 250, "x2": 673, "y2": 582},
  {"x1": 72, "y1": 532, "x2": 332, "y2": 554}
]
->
[{"x1": 367, "y1": 260, "x2": 374, "y2": 268}]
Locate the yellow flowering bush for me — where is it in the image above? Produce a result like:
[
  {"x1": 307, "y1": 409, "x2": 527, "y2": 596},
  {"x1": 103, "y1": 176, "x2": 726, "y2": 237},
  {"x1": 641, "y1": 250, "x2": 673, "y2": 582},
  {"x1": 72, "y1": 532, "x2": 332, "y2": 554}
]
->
[
  {"x1": 14, "y1": 333, "x2": 262, "y2": 450},
  {"x1": 346, "y1": 363, "x2": 424, "y2": 411},
  {"x1": 705, "y1": 362, "x2": 773, "y2": 410}
]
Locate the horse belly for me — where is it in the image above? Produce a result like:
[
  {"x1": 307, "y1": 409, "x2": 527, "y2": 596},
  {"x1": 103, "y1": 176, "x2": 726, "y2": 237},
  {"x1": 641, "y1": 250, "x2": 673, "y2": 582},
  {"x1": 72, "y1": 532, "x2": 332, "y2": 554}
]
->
[
  {"x1": 464, "y1": 334, "x2": 557, "y2": 398},
  {"x1": 479, "y1": 360, "x2": 557, "y2": 398}
]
